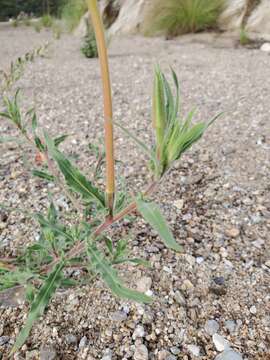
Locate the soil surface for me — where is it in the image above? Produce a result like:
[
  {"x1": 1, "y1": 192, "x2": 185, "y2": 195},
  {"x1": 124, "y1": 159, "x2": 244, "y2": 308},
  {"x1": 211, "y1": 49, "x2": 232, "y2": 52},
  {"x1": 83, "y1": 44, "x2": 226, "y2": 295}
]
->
[{"x1": 0, "y1": 26, "x2": 270, "y2": 360}]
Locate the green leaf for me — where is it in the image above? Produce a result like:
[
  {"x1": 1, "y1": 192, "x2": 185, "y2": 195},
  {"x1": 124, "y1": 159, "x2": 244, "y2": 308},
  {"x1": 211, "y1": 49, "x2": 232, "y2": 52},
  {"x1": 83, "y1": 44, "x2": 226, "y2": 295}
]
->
[
  {"x1": 112, "y1": 258, "x2": 150, "y2": 267},
  {"x1": 54, "y1": 134, "x2": 69, "y2": 147},
  {"x1": 87, "y1": 243, "x2": 152, "y2": 303},
  {"x1": 44, "y1": 132, "x2": 105, "y2": 207},
  {"x1": 32, "y1": 170, "x2": 55, "y2": 182},
  {"x1": 35, "y1": 214, "x2": 74, "y2": 244},
  {"x1": 136, "y1": 198, "x2": 182, "y2": 252},
  {"x1": 11, "y1": 262, "x2": 64, "y2": 355}
]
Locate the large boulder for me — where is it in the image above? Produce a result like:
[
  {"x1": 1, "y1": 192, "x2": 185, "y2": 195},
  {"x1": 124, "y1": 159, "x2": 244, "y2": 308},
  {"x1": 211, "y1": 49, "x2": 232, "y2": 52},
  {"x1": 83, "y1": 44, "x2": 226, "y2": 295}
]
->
[
  {"x1": 218, "y1": 0, "x2": 247, "y2": 30},
  {"x1": 108, "y1": 0, "x2": 149, "y2": 36},
  {"x1": 246, "y1": 0, "x2": 270, "y2": 34}
]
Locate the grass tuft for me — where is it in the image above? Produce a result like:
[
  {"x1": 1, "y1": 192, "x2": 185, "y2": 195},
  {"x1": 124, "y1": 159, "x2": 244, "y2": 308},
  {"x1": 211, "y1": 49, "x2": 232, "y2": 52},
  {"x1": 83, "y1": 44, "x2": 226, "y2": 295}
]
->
[
  {"x1": 143, "y1": 0, "x2": 225, "y2": 37},
  {"x1": 61, "y1": 0, "x2": 88, "y2": 32}
]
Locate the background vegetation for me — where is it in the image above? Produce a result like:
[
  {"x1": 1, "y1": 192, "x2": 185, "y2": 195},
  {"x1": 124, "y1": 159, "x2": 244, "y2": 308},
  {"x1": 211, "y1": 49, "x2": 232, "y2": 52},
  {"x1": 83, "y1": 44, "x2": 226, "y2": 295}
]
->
[{"x1": 143, "y1": 0, "x2": 225, "y2": 37}]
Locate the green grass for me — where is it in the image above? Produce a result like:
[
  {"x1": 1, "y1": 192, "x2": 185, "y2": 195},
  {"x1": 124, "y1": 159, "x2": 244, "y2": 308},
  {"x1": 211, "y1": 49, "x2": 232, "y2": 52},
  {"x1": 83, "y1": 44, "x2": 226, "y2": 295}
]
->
[
  {"x1": 41, "y1": 14, "x2": 54, "y2": 28},
  {"x1": 239, "y1": 27, "x2": 251, "y2": 46},
  {"x1": 60, "y1": 0, "x2": 87, "y2": 32},
  {"x1": 143, "y1": 0, "x2": 225, "y2": 37}
]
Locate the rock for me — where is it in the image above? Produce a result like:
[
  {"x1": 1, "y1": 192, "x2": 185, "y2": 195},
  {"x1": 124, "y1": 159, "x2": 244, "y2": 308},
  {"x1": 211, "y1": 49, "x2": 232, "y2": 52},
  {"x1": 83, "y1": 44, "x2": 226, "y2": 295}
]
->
[
  {"x1": 246, "y1": 0, "x2": 270, "y2": 35},
  {"x1": 137, "y1": 276, "x2": 152, "y2": 293},
  {"x1": 65, "y1": 334, "x2": 78, "y2": 345},
  {"x1": 225, "y1": 227, "x2": 240, "y2": 238},
  {"x1": 186, "y1": 344, "x2": 201, "y2": 357},
  {"x1": 79, "y1": 336, "x2": 88, "y2": 349},
  {"x1": 0, "y1": 285, "x2": 25, "y2": 307},
  {"x1": 0, "y1": 336, "x2": 9, "y2": 346},
  {"x1": 111, "y1": 311, "x2": 128, "y2": 322},
  {"x1": 157, "y1": 350, "x2": 170, "y2": 360},
  {"x1": 173, "y1": 199, "x2": 184, "y2": 210},
  {"x1": 209, "y1": 277, "x2": 227, "y2": 296},
  {"x1": 212, "y1": 334, "x2": 230, "y2": 352},
  {"x1": 132, "y1": 325, "x2": 145, "y2": 339},
  {"x1": 218, "y1": 0, "x2": 246, "y2": 30},
  {"x1": 134, "y1": 344, "x2": 148, "y2": 360},
  {"x1": 40, "y1": 346, "x2": 57, "y2": 360},
  {"x1": 205, "y1": 320, "x2": 220, "y2": 335},
  {"x1": 108, "y1": 0, "x2": 147, "y2": 36},
  {"x1": 102, "y1": 348, "x2": 113, "y2": 360},
  {"x1": 225, "y1": 320, "x2": 236, "y2": 334},
  {"x1": 260, "y1": 43, "x2": 270, "y2": 52},
  {"x1": 174, "y1": 290, "x2": 186, "y2": 305},
  {"x1": 250, "y1": 305, "x2": 257, "y2": 314},
  {"x1": 170, "y1": 346, "x2": 180, "y2": 355},
  {"x1": 215, "y1": 349, "x2": 243, "y2": 360}
]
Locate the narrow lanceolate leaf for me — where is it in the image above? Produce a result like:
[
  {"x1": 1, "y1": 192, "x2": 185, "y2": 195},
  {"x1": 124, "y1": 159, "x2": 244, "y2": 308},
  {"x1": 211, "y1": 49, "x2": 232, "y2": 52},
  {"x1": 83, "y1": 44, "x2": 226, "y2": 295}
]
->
[
  {"x1": 10, "y1": 262, "x2": 64, "y2": 355},
  {"x1": 136, "y1": 199, "x2": 182, "y2": 252},
  {"x1": 87, "y1": 243, "x2": 152, "y2": 303},
  {"x1": 153, "y1": 66, "x2": 166, "y2": 156},
  {"x1": 32, "y1": 170, "x2": 55, "y2": 182},
  {"x1": 44, "y1": 132, "x2": 105, "y2": 207}
]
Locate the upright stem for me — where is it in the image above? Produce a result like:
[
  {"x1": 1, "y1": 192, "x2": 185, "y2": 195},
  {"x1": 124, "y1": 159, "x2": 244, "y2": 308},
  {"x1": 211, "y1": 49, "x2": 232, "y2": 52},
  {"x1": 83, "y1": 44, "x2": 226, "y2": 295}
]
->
[{"x1": 87, "y1": 0, "x2": 115, "y2": 216}]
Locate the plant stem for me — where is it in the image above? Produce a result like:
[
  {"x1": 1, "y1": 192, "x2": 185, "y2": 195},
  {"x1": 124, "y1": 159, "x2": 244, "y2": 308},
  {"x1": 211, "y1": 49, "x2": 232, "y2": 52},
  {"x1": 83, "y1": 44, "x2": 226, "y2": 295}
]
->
[
  {"x1": 41, "y1": 180, "x2": 159, "y2": 273},
  {"x1": 86, "y1": 0, "x2": 115, "y2": 216}
]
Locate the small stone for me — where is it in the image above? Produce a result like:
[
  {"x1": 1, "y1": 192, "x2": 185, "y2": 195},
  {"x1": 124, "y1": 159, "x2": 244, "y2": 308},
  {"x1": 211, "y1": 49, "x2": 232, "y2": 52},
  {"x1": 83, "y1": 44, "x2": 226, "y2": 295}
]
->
[
  {"x1": 260, "y1": 42, "x2": 270, "y2": 52},
  {"x1": 79, "y1": 336, "x2": 88, "y2": 349},
  {"x1": 157, "y1": 350, "x2": 170, "y2": 360},
  {"x1": 212, "y1": 334, "x2": 230, "y2": 352},
  {"x1": 170, "y1": 346, "x2": 180, "y2": 355},
  {"x1": 0, "y1": 336, "x2": 9, "y2": 346},
  {"x1": 134, "y1": 344, "x2": 148, "y2": 360},
  {"x1": 40, "y1": 346, "x2": 57, "y2": 360},
  {"x1": 173, "y1": 199, "x2": 184, "y2": 210},
  {"x1": 250, "y1": 305, "x2": 257, "y2": 314},
  {"x1": 132, "y1": 325, "x2": 145, "y2": 340},
  {"x1": 102, "y1": 349, "x2": 112, "y2": 360},
  {"x1": 137, "y1": 277, "x2": 152, "y2": 293},
  {"x1": 196, "y1": 256, "x2": 204, "y2": 264},
  {"x1": 225, "y1": 320, "x2": 236, "y2": 334},
  {"x1": 225, "y1": 227, "x2": 240, "y2": 238},
  {"x1": 111, "y1": 311, "x2": 127, "y2": 322},
  {"x1": 65, "y1": 334, "x2": 77, "y2": 345},
  {"x1": 215, "y1": 349, "x2": 243, "y2": 360},
  {"x1": 174, "y1": 290, "x2": 186, "y2": 305},
  {"x1": 265, "y1": 260, "x2": 270, "y2": 268},
  {"x1": 205, "y1": 320, "x2": 219, "y2": 335},
  {"x1": 0, "y1": 222, "x2": 6, "y2": 230},
  {"x1": 186, "y1": 344, "x2": 201, "y2": 357},
  {"x1": 209, "y1": 276, "x2": 227, "y2": 295},
  {"x1": 181, "y1": 279, "x2": 194, "y2": 291}
]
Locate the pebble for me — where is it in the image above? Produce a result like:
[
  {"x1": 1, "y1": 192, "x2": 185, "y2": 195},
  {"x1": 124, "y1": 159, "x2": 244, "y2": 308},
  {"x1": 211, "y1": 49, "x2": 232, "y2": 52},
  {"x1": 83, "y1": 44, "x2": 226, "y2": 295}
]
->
[
  {"x1": 225, "y1": 320, "x2": 236, "y2": 334},
  {"x1": 186, "y1": 344, "x2": 201, "y2": 357},
  {"x1": 137, "y1": 277, "x2": 152, "y2": 293},
  {"x1": 101, "y1": 349, "x2": 112, "y2": 360},
  {"x1": 225, "y1": 227, "x2": 240, "y2": 238},
  {"x1": 173, "y1": 199, "x2": 184, "y2": 210},
  {"x1": 215, "y1": 349, "x2": 243, "y2": 360},
  {"x1": 212, "y1": 334, "x2": 230, "y2": 352},
  {"x1": 0, "y1": 336, "x2": 9, "y2": 346},
  {"x1": 170, "y1": 346, "x2": 180, "y2": 355},
  {"x1": 209, "y1": 277, "x2": 227, "y2": 295},
  {"x1": 250, "y1": 305, "x2": 257, "y2": 314},
  {"x1": 260, "y1": 42, "x2": 270, "y2": 52},
  {"x1": 78, "y1": 336, "x2": 88, "y2": 349},
  {"x1": 65, "y1": 334, "x2": 77, "y2": 345},
  {"x1": 111, "y1": 311, "x2": 127, "y2": 322},
  {"x1": 132, "y1": 325, "x2": 145, "y2": 339},
  {"x1": 134, "y1": 344, "x2": 148, "y2": 360},
  {"x1": 205, "y1": 319, "x2": 219, "y2": 335},
  {"x1": 40, "y1": 346, "x2": 57, "y2": 360}
]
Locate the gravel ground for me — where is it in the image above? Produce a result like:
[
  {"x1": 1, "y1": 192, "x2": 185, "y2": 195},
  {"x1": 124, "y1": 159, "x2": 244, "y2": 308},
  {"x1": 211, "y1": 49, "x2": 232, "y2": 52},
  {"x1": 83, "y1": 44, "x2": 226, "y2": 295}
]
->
[{"x1": 0, "y1": 26, "x2": 270, "y2": 360}]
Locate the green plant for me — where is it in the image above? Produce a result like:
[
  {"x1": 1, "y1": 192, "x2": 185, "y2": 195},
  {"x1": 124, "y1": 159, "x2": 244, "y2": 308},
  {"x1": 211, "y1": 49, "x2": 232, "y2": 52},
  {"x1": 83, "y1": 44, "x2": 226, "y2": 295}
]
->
[
  {"x1": 41, "y1": 14, "x2": 53, "y2": 28},
  {"x1": 143, "y1": 0, "x2": 225, "y2": 37},
  {"x1": 239, "y1": 27, "x2": 251, "y2": 46},
  {"x1": 60, "y1": 0, "x2": 87, "y2": 32},
  {"x1": 33, "y1": 21, "x2": 42, "y2": 33},
  {"x1": 0, "y1": 43, "x2": 49, "y2": 95},
  {"x1": 81, "y1": 30, "x2": 98, "y2": 58},
  {"x1": 52, "y1": 21, "x2": 62, "y2": 39},
  {"x1": 0, "y1": 0, "x2": 221, "y2": 355}
]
